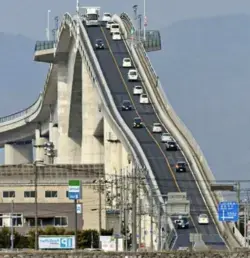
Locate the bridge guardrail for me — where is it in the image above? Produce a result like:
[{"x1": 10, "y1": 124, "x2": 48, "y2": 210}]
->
[
  {"x1": 119, "y1": 13, "x2": 244, "y2": 247},
  {"x1": 0, "y1": 62, "x2": 56, "y2": 127},
  {"x1": 59, "y1": 14, "x2": 165, "y2": 243}
]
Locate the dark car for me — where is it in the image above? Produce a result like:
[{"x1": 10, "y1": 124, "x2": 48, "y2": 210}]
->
[
  {"x1": 175, "y1": 217, "x2": 189, "y2": 229},
  {"x1": 95, "y1": 39, "x2": 104, "y2": 49},
  {"x1": 165, "y1": 140, "x2": 178, "y2": 151},
  {"x1": 121, "y1": 100, "x2": 132, "y2": 111},
  {"x1": 175, "y1": 162, "x2": 186, "y2": 172},
  {"x1": 133, "y1": 117, "x2": 142, "y2": 128}
]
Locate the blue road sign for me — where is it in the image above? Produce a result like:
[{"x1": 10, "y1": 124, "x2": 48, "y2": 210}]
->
[
  {"x1": 218, "y1": 201, "x2": 239, "y2": 222},
  {"x1": 68, "y1": 192, "x2": 80, "y2": 200}
]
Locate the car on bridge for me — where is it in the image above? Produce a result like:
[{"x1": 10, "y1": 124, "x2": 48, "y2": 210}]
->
[
  {"x1": 102, "y1": 12, "x2": 112, "y2": 22},
  {"x1": 121, "y1": 100, "x2": 132, "y2": 111},
  {"x1": 161, "y1": 132, "x2": 171, "y2": 142},
  {"x1": 198, "y1": 214, "x2": 209, "y2": 225},
  {"x1": 106, "y1": 20, "x2": 114, "y2": 29},
  {"x1": 139, "y1": 94, "x2": 149, "y2": 104},
  {"x1": 112, "y1": 31, "x2": 121, "y2": 40},
  {"x1": 95, "y1": 39, "x2": 105, "y2": 49},
  {"x1": 128, "y1": 69, "x2": 138, "y2": 81},
  {"x1": 152, "y1": 123, "x2": 162, "y2": 133},
  {"x1": 122, "y1": 57, "x2": 132, "y2": 68},
  {"x1": 165, "y1": 140, "x2": 178, "y2": 151},
  {"x1": 133, "y1": 117, "x2": 143, "y2": 128},
  {"x1": 175, "y1": 217, "x2": 189, "y2": 229},
  {"x1": 133, "y1": 85, "x2": 143, "y2": 95},
  {"x1": 175, "y1": 161, "x2": 186, "y2": 172}
]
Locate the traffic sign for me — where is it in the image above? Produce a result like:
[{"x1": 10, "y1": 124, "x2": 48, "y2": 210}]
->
[
  {"x1": 68, "y1": 180, "x2": 82, "y2": 200},
  {"x1": 218, "y1": 201, "x2": 239, "y2": 222}
]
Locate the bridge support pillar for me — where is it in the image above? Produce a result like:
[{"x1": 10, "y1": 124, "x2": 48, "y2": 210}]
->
[
  {"x1": 57, "y1": 62, "x2": 81, "y2": 164},
  {"x1": 4, "y1": 141, "x2": 33, "y2": 165},
  {"x1": 81, "y1": 60, "x2": 104, "y2": 164},
  {"x1": 35, "y1": 129, "x2": 46, "y2": 162}
]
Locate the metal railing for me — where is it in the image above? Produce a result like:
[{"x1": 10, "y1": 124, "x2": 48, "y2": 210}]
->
[
  {"x1": 120, "y1": 12, "x2": 243, "y2": 247},
  {"x1": 34, "y1": 40, "x2": 56, "y2": 51}
]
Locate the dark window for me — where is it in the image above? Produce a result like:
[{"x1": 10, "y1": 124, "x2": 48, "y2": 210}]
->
[
  {"x1": 66, "y1": 191, "x2": 69, "y2": 198},
  {"x1": 12, "y1": 214, "x2": 23, "y2": 227},
  {"x1": 55, "y1": 217, "x2": 68, "y2": 226},
  {"x1": 45, "y1": 191, "x2": 57, "y2": 198},
  {"x1": 3, "y1": 191, "x2": 15, "y2": 198},
  {"x1": 24, "y1": 191, "x2": 35, "y2": 198}
]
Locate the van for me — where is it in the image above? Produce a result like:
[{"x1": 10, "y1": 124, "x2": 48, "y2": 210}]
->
[{"x1": 110, "y1": 23, "x2": 120, "y2": 34}]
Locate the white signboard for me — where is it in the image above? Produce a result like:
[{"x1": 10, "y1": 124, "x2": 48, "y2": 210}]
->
[
  {"x1": 39, "y1": 236, "x2": 75, "y2": 249},
  {"x1": 100, "y1": 236, "x2": 123, "y2": 252}
]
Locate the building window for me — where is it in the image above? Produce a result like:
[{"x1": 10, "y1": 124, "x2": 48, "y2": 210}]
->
[
  {"x1": 45, "y1": 191, "x2": 57, "y2": 198},
  {"x1": 24, "y1": 191, "x2": 35, "y2": 198},
  {"x1": 66, "y1": 191, "x2": 69, "y2": 198},
  {"x1": 0, "y1": 214, "x2": 23, "y2": 227},
  {"x1": 55, "y1": 217, "x2": 68, "y2": 226},
  {"x1": 3, "y1": 191, "x2": 15, "y2": 198},
  {"x1": 12, "y1": 214, "x2": 23, "y2": 227}
]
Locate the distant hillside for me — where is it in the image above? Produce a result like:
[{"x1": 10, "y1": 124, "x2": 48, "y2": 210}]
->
[
  {"x1": 149, "y1": 14, "x2": 250, "y2": 183},
  {"x1": 0, "y1": 32, "x2": 48, "y2": 116}
]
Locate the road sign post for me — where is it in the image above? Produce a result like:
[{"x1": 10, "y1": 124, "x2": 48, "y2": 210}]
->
[
  {"x1": 68, "y1": 180, "x2": 82, "y2": 249},
  {"x1": 218, "y1": 201, "x2": 239, "y2": 222}
]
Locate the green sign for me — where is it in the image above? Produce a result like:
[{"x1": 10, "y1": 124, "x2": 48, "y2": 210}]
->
[
  {"x1": 68, "y1": 180, "x2": 81, "y2": 186},
  {"x1": 131, "y1": 28, "x2": 134, "y2": 35}
]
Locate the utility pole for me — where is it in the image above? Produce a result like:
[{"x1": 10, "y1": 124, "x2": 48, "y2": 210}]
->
[
  {"x1": 119, "y1": 169, "x2": 124, "y2": 236},
  {"x1": 131, "y1": 165, "x2": 137, "y2": 251},
  {"x1": 150, "y1": 196, "x2": 153, "y2": 250},
  {"x1": 138, "y1": 197, "x2": 142, "y2": 248},
  {"x1": 74, "y1": 199, "x2": 78, "y2": 249},
  {"x1": 157, "y1": 202, "x2": 161, "y2": 251},
  {"x1": 10, "y1": 200, "x2": 14, "y2": 250},
  {"x1": 164, "y1": 202, "x2": 169, "y2": 250},
  {"x1": 34, "y1": 162, "x2": 38, "y2": 250},
  {"x1": 124, "y1": 173, "x2": 129, "y2": 251},
  {"x1": 237, "y1": 181, "x2": 241, "y2": 229},
  {"x1": 98, "y1": 179, "x2": 102, "y2": 235}
]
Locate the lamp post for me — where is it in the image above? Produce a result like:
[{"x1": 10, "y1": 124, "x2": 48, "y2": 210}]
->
[
  {"x1": 46, "y1": 10, "x2": 51, "y2": 40},
  {"x1": 143, "y1": 0, "x2": 147, "y2": 41}
]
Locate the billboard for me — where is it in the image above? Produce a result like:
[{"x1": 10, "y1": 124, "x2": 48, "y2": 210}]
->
[
  {"x1": 39, "y1": 235, "x2": 75, "y2": 249},
  {"x1": 100, "y1": 236, "x2": 123, "y2": 252}
]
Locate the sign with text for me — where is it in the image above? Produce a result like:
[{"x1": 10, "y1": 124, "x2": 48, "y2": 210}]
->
[
  {"x1": 218, "y1": 201, "x2": 239, "y2": 222},
  {"x1": 39, "y1": 235, "x2": 75, "y2": 249},
  {"x1": 68, "y1": 180, "x2": 82, "y2": 200}
]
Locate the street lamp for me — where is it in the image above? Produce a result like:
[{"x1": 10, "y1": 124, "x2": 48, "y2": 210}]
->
[{"x1": 46, "y1": 10, "x2": 51, "y2": 41}]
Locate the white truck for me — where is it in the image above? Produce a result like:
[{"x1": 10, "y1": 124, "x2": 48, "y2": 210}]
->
[{"x1": 81, "y1": 7, "x2": 100, "y2": 26}]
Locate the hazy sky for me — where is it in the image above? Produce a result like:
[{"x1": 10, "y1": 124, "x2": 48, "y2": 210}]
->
[
  {"x1": 1, "y1": 0, "x2": 250, "y2": 39},
  {"x1": 1, "y1": 0, "x2": 250, "y2": 183}
]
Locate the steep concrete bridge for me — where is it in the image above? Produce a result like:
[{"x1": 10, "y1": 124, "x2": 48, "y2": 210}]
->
[{"x1": 0, "y1": 10, "x2": 245, "y2": 251}]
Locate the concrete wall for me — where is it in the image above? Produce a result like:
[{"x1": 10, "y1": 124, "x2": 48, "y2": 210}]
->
[{"x1": 1, "y1": 250, "x2": 250, "y2": 258}]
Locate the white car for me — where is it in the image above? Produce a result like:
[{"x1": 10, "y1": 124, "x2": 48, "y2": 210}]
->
[
  {"x1": 102, "y1": 13, "x2": 112, "y2": 22},
  {"x1": 133, "y1": 85, "x2": 143, "y2": 95},
  {"x1": 161, "y1": 132, "x2": 172, "y2": 142},
  {"x1": 106, "y1": 20, "x2": 114, "y2": 29},
  {"x1": 122, "y1": 58, "x2": 132, "y2": 68},
  {"x1": 112, "y1": 32, "x2": 121, "y2": 40},
  {"x1": 198, "y1": 214, "x2": 209, "y2": 225},
  {"x1": 139, "y1": 94, "x2": 149, "y2": 104},
  {"x1": 128, "y1": 69, "x2": 138, "y2": 81},
  {"x1": 152, "y1": 123, "x2": 162, "y2": 133}
]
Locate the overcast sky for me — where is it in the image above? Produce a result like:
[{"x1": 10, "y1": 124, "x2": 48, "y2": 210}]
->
[
  {"x1": 1, "y1": 0, "x2": 250, "y2": 39},
  {"x1": 0, "y1": 1, "x2": 250, "y2": 184}
]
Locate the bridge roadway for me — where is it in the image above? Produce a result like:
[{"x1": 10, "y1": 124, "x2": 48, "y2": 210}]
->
[{"x1": 84, "y1": 24, "x2": 225, "y2": 249}]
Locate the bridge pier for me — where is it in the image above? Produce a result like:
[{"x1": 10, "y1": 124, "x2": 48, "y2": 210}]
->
[
  {"x1": 81, "y1": 60, "x2": 104, "y2": 164},
  {"x1": 56, "y1": 60, "x2": 81, "y2": 164},
  {"x1": 4, "y1": 140, "x2": 33, "y2": 165}
]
